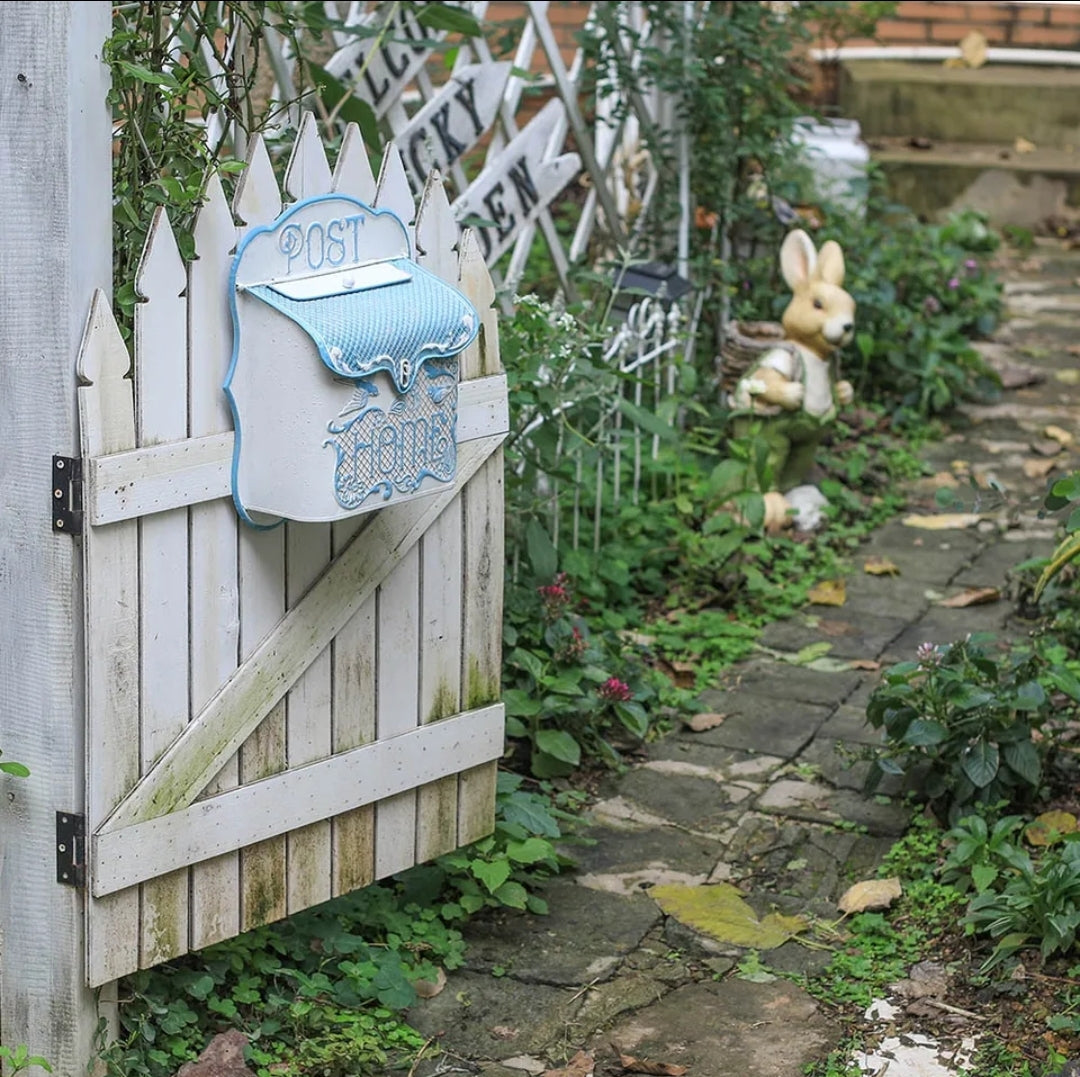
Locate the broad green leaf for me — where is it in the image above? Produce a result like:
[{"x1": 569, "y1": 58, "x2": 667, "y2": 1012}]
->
[
  {"x1": 961, "y1": 741, "x2": 1000, "y2": 788},
  {"x1": 525, "y1": 520, "x2": 558, "y2": 580},
  {"x1": 416, "y1": 3, "x2": 483, "y2": 34},
  {"x1": 530, "y1": 749, "x2": 575, "y2": 779},
  {"x1": 510, "y1": 648, "x2": 545, "y2": 683},
  {"x1": 504, "y1": 715, "x2": 528, "y2": 738},
  {"x1": 1002, "y1": 739, "x2": 1041, "y2": 786},
  {"x1": 614, "y1": 701, "x2": 649, "y2": 738},
  {"x1": 0, "y1": 760, "x2": 30, "y2": 777},
  {"x1": 902, "y1": 719, "x2": 948, "y2": 747},
  {"x1": 470, "y1": 858, "x2": 511, "y2": 894},
  {"x1": 617, "y1": 398, "x2": 676, "y2": 441},
  {"x1": 971, "y1": 863, "x2": 998, "y2": 893},
  {"x1": 492, "y1": 880, "x2": 529, "y2": 909},
  {"x1": 1013, "y1": 680, "x2": 1046, "y2": 711},
  {"x1": 503, "y1": 687, "x2": 542, "y2": 716},
  {"x1": 308, "y1": 62, "x2": 380, "y2": 146},
  {"x1": 535, "y1": 729, "x2": 581, "y2": 766},
  {"x1": 505, "y1": 837, "x2": 554, "y2": 864}
]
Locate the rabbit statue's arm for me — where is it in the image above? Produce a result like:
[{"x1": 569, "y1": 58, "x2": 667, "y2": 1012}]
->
[
  {"x1": 834, "y1": 378, "x2": 854, "y2": 407},
  {"x1": 748, "y1": 365, "x2": 804, "y2": 410}
]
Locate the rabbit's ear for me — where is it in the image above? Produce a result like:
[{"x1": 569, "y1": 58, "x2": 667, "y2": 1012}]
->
[
  {"x1": 780, "y1": 229, "x2": 817, "y2": 291},
  {"x1": 817, "y1": 240, "x2": 846, "y2": 286}
]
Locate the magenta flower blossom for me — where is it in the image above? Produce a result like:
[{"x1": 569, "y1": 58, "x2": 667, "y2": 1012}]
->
[
  {"x1": 538, "y1": 572, "x2": 572, "y2": 618},
  {"x1": 964, "y1": 258, "x2": 978, "y2": 272},
  {"x1": 598, "y1": 677, "x2": 632, "y2": 702},
  {"x1": 947, "y1": 277, "x2": 959, "y2": 289},
  {"x1": 916, "y1": 641, "x2": 944, "y2": 668}
]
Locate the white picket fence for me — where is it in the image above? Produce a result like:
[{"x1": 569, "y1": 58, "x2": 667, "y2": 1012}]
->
[{"x1": 75, "y1": 116, "x2": 507, "y2": 987}]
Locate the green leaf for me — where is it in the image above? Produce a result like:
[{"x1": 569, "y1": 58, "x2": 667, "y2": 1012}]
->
[
  {"x1": 614, "y1": 701, "x2": 649, "y2": 738},
  {"x1": 470, "y1": 858, "x2": 511, "y2": 894},
  {"x1": 415, "y1": 4, "x2": 483, "y2": 35},
  {"x1": 971, "y1": 863, "x2": 998, "y2": 893},
  {"x1": 526, "y1": 520, "x2": 558, "y2": 580},
  {"x1": 0, "y1": 760, "x2": 30, "y2": 777},
  {"x1": 535, "y1": 729, "x2": 581, "y2": 766},
  {"x1": 505, "y1": 837, "x2": 554, "y2": 864},
  {"x1": 1002, "y1": 739, "x2": 1041, "y2": 786},
  {"x1": 530, "y1": 749, "x2": 575, "y2": 779},
  {"x1": 503, "y1": 687, "x2": 542, "y2": 716},
  {"x1": 902, "y1": 719, "x2": 948, "y2": 747},
  {"x1": 308, "y1": 62, "x2": 380, "y2": 146},
  {"x1": 504, "y1": 715, "x2": 528, "y2": 738},
  {"x1": 616, "y1": 398, "x2": 677, "y2": 441},
  {"x1": 118, "y1": 60, "x2": 182, "y2": 90},
  {"x1": 492, "y1": 880, "x2": 529, "y2": 909},
  {"x1": 510, "y1": 648, "x2": 545, "y2": 683},
  {"x1": 961, "y1": 741, "x2": 1000, "y2": 788},
  {"x1": 1013, "y1": 680, "x2": 1046, "y2": 711}
]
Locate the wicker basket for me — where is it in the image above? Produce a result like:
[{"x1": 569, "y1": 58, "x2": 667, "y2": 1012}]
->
[{"x1": 717, "y1": 320, "x2": 785, "y2": 393}]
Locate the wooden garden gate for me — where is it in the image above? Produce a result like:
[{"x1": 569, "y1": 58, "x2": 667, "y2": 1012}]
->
[{"x1": 72, "y1": 119, "x2": 507, "y2": 987}]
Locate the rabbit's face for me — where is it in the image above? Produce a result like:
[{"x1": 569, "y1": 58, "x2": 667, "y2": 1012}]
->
[
  {"x1": 783, "y1": 279, "x2": 855, "y2": 354},
  {"x1": 778, "y1": 230, "x2": 856, "y2": 360}
]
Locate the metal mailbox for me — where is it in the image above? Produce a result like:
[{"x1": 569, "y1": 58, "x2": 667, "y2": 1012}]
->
[{"x1": 225, "y1": 193, "x2": 479, "y2": 526}]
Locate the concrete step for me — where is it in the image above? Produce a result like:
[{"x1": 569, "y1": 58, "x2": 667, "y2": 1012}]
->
[
  {"x1": 869, "y1": 137, "x2": 1080, "y2": 226},
  {"x1": 839, "y1": 61, "x2": 1080, "y2": 148}
]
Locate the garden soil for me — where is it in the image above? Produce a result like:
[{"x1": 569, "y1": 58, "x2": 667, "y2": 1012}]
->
[{"x1": 403, "y1": 242, "x2": 1080, "y2": 1077}]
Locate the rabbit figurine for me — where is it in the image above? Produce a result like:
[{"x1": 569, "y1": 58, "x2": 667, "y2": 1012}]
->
[{"x1": 729, "y1": 229, "x2": 856, "y2": 531}]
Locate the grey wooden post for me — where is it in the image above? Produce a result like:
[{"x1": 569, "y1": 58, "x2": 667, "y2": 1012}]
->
[{"x1": 0, "y1": 3, "x2": 114, "y2": 1073}]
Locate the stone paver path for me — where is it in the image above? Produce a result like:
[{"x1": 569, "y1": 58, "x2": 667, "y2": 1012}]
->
[{"x1": 409, "y1": 244, "x2": 1080, "y2": 1077}]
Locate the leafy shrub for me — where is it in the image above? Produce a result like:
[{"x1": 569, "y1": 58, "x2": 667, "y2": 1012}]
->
[{"x1": 865, "y1": 635, "x2": 1051, "y2": 822}]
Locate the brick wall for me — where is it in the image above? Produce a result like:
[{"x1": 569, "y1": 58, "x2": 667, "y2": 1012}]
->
[{"x1": 834, "y1": 1, "x2": 1080, "y2": 51}]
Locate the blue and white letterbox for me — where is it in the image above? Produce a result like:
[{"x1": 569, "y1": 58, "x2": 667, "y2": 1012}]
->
[{"x1": 225, "y1": 194, "x2": 479, "y2": 526}]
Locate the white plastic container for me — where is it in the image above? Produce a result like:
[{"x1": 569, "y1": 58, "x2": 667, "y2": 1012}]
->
[{"x1": 791, "y1": 117, "x2": 870, "y2": 215}]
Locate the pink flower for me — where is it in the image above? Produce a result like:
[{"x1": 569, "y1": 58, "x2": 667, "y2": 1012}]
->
[
  {"x1": 916, "y1": 641, "x2": 944, "y2": 668},
  {"x1": 538, "y1": 572, "x2": 571, "y2": 617},
  {"x1": 598, "y1": 677, "x2": 632, "y2": 702},
  {"x1": 964, "y1": 258, "x2": 978, "y2": 272},
  {"x1": 948, "y1": 277, "x2": 959, "y2": 290}
]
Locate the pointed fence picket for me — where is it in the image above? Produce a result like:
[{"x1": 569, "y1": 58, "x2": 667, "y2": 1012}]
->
[{"x1": 77, "y1": 126, "x2": 507, "y2": 985}]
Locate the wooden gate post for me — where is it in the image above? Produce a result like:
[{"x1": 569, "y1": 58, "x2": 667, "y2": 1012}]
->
[{"x1": 0, "y1": 3, "x2": 114, "y2": 1073}]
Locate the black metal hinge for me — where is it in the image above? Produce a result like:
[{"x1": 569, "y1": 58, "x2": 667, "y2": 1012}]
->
[
  {"x1": 52, "y1": 455, "x2": 83, "y2": 535},
  {"x1": 56, "y1": 811, "x2": 86, "y2": 888}
]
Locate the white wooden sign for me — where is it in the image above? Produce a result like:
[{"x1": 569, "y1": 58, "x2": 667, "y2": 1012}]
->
[
  {"x1": 325, "y1": 5, "x2": 440, "y2": 120},
  {"x1": 394, "y1": 62, "x2": 512, "y2": 192},
  {"x1": 227, "y1": 192, "x2": 479, "y2": 525},
  {"x1": 452, "y1": 98, "x2": 581, "y2": 264}
]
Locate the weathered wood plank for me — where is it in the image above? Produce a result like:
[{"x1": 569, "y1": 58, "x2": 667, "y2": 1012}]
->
[
  {"x1": 187, "y1": 170, "x2": 242, "y2": 951},
  {"x1": 284, "y1": 110, "x2": 333, "y2": 202},
  {"x1": 0, "y1": 4, "x2": 112, "y2": 1052},
  {"x1": 79, "y1": 291, "x2": 142, "y2": 987},
  {"x1": 86, "y1": 375, "x2": 508, "y2": 524},
  {"x1": 92, "y1": 704, "x2": 505, "y2": 895},
  {"x1": 234, "y1": 134, "x2": 288, "y2": 932},
  {"x1": 373, "y1": 544, "x2": 421, "y2": 879},
  {"x1": 284, "y1": 522, "x2": 333, "y2": 912},
  {"x1": 457, "y1": 227, "x2": 503, "y2": 846},
  {"x1": 99, "y1": 433, "x2": 505, "y2": 831},
  {"x1": 133, "y1": 207, "x2": 191, "y2": 968}
]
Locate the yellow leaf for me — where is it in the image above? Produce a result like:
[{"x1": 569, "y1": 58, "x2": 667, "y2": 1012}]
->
[
  {"x1": 838, "y1": 877, "x2": 902, "y2": 914},
  {"x1": 902, "y1": 513, "x2": 981, "y2": 530},
  {"x1": 864, "y1": 557, "x2": 900, "y2": 577},
  {"x1": 1055, "y1": 368, "x2": 1080, "y2": 383},
  {"x1": 1034, "y1": 531, "x2": 1080, "y2": 600},
  {"x1": 684, "y1": 712, "x2": 726, "y2": 733},
  {"x1": 939, "y1": 586, "x2": 1001, "y2": 608},
  {"x1": 959, "y1": 29, "x2": 988, "y2": 68},
  {"x1": 1014, "y1": 135, "x2": 1036, "y2": 154},
  {"x1": 849, "y1": 658, "x2": 882, "y2": 671},
  {"x1": 1023, "y1": 458, "x2": 1057, "y2": 479},
  {"x1": 1025, "y1": 810, "x2": 1078, "y2": 847},
  {"x1": 808, "y1": 578, "x2": 846, "y2": 606},
  {"x1": 651, "y1": 883, "x2": 807, "y2": 949},
  {"x1": 1045, "y1": 425, "x2": 1074, "y2": 447}
]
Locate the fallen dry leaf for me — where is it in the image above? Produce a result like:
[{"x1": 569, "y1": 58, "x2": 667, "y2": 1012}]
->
[
  {"x1": 864, "y1": 556, "x2": 900, "y2": 577},
  {"x1": 902, "y1": 513, "x2": 981, "y2": 530},
  {"x1": 819, "y1": 619, "x2": 854, "y2": 638},
  {"x1": 1018, "y1": 257, "x2": 1044, "y2": 272},
  {"x1": 1066, "y1": 345, "x2": 1080, "y2": 358},
  {"x1": 543, "y1": 1050, "x2": 594, "y2": 1077},
  {"x1": 491, "y1": 1026, "x2": 520, "y2": 1041},
  {"x1": 838, "y1": 877, "x2": 902, "y2": 914},
  {"x1": 807, "y1": 578, "x2": 846, "y2": 606},
  {"x1": 1014, "y1": 135, "x2": 1036, "y2": 154},
  {"x1": 1023, "y1": 457, "x2": 1057, "y2": 479},
  {"x1": 995, "y1": 362, "x2": 1045, "y2": 389},
  {"x1": 684, "y1": 711, "x2": 726, "y2": 733},
  {"x1": 1025, "y1": 810, "x2": 1078, "y2": 847},
  {"x1": 959, "y1": 29, "x2": 988, "y2": 68},
  {"x1": 849, "y1": 658, "x2": 882, "y2": 671},
  {"x1": 618, "y1": 1054, "x2": 689, "y2": 1077},
  {"x1": 891, "y1": 960, "x2": 950, "y2": 1001},
  {"x1": 1046, "y1": 424, "x2": 1074, "y2": 447},
  {"x1": 413, "y1": 967, "x2": 447, "y2": 999},
  {"x1": 939, "y1": 586, "x2": 1001, "y2": 608},
  {"x1": 1031, "y1": 438, "x2": 1063, "y2": 458}
]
